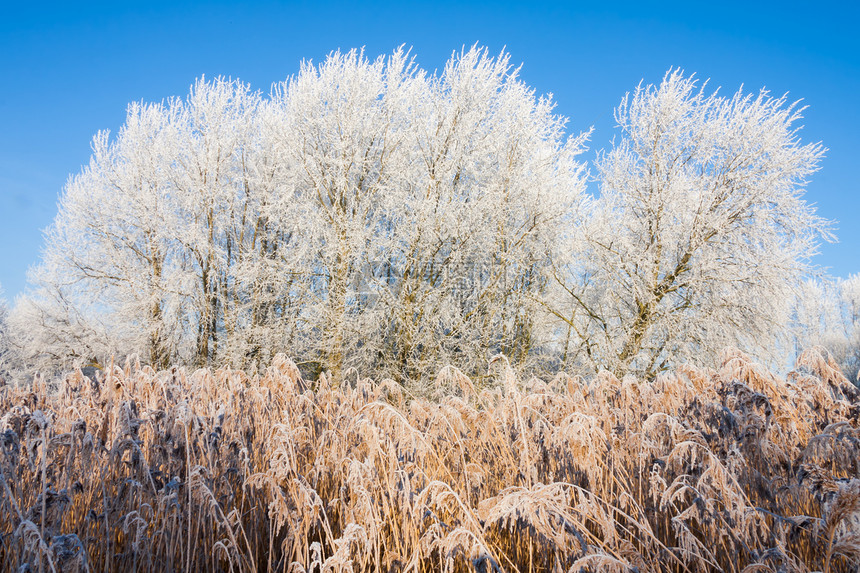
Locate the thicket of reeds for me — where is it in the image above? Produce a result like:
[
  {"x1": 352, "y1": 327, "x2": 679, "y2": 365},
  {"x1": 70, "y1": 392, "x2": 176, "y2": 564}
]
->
[{"x1": 1, "y1": 347, "x2": 859, "y2": 572}]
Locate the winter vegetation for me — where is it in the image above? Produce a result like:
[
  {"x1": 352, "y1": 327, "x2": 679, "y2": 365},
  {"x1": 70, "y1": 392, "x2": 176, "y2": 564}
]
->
[
  {"x1": 0, "y1": 287, "x2": 13, "y2": 385},
  {"x1": 0, "y1": 349, "x2": 859, "y2": 571},
  {"x1": 0, "y1": 46, "x2": 852, "y2": 384},
  {"x1": 0, "y1": 46, "x2": 859, "y2": 571},
  {"x1": 793, "y1": 276, "x2": 860, "y2": 383}
]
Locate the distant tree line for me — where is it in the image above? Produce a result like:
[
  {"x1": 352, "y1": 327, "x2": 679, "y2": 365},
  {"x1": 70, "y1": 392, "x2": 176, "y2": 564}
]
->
[
  {"x1": 793, "y1": 276, "x2": 860, "y2": 382},
  {"x1": 1, "y1": 46, "x2": 850, "y2": 384}
]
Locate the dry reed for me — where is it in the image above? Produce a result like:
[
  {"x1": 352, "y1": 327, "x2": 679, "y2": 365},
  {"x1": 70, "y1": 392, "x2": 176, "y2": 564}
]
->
[{"x1": 0, "y1": 348, "x2": 858, "y2": 572}]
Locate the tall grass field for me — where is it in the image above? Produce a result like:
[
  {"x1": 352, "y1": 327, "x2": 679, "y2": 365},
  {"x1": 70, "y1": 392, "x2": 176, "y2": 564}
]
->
[{"x1": 1, "y1": 347, "x2": 858, "y2": 572}]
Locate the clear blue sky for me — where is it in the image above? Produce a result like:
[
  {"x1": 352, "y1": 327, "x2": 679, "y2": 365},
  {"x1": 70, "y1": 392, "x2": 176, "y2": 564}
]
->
[{"x1": 1, "y1": 0, "x2": 858, "y2": 301}]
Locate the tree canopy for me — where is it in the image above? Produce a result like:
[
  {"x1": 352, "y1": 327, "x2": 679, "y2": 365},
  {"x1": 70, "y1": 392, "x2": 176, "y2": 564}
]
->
[
  {"x1": 7, "y1": 52, "x2": 839, "y2": 383},
  {"x1": 547, "y1": 70, "x2": 830, "y2": 377}
]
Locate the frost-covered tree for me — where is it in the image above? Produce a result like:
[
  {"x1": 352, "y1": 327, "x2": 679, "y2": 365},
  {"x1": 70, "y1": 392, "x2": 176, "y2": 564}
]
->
[
  {"x1": 168, "y1": 78, "x2": 263, "y2": 366},
  {"x1": 794, "y1": 275, "x2": 860, "y2": 383},
  {"x1": 550, "y1": 70, "x2": 831, "y2": 377},
  {"x1": 19, "y1": 59, "x2": 834, "y2": 383},
  {"x1": 18, "y1": 100, "x2": 192, "y2": 370},
  {"x1": 19, "y1": 46, "x2": 588, "y2": 381},
  {"x1": 0, "y1": 284, "x2": 14, "y2": 383},
  {"x1": 265, "y1": 47, "x2": 588, "y2": 380},
  {"x1": 365, "y1": 47, "x2": 587, "y2": 380},
  {"x1": 839, "y1": 275, "x2": 860, "y2": 381},
  {"x1": 264, "y1": 49, "x2": 419, "y2": 377}
]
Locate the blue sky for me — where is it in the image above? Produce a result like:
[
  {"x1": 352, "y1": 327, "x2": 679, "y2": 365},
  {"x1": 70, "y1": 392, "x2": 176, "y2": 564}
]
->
[{"x1": 1, "y1": 1, "x2": 858, "y2": 300}]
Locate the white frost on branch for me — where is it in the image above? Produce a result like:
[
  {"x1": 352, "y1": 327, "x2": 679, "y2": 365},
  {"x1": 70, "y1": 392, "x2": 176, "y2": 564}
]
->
[
  {"x1": 547, "y1": 69, "x2": 832, "y2": 377},
  {"x1": 14, "y1": 46, "x2": 589, "y2": 382},
  {"x1": 9, "y1": 60, "x2": 837, "y2": 383}
]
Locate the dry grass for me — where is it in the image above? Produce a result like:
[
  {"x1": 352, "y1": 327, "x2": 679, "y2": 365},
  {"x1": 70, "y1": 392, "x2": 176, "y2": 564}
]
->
[{"x1": 1, "y1": 348, "x2": 859, "y2": 572}]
